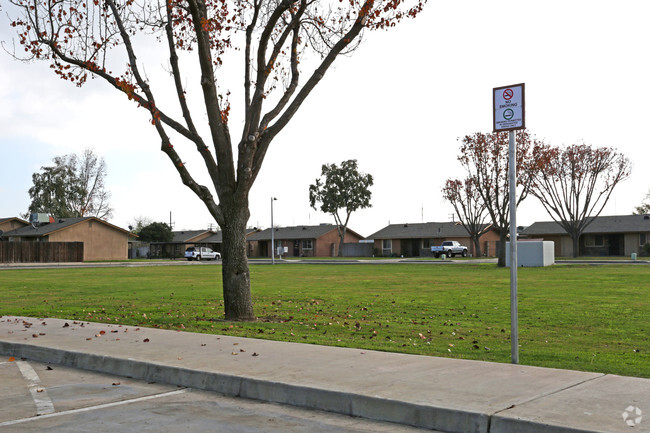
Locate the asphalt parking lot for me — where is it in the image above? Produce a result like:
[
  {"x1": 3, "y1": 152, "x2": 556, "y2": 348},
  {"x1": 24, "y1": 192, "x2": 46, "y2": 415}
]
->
[{"x1": 0, "y1": 359, "x2": 430, "y2": 433}]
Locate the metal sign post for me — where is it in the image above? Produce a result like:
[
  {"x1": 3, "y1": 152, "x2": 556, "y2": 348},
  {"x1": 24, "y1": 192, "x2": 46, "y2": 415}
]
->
[{"x1": 493, "y1": 83, "x2": 525, "y2": 364}]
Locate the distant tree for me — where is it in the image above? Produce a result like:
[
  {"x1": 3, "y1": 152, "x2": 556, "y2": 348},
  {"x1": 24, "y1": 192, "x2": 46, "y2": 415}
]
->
[
  {"x1": 633, "y1": 189, "x2": 650, "y2": 215},
  {"x1": 137, "y1": 222, "x2": 174, "y2": 243},
  {"x1": 129, "y1": 216, "x2": 155, "y2": 234},
  {"x1": 27, "y1": 149, "x2": 112, "y2": 220},
  {"x1": 442, "y1": 177, "x2": 488, "y2": 257},
  {"x1": 309, "y1": 160, "x2": 373, "y2": 257},
  {"x1": 530, "y1": 143, "x2": 631, "y2": 257},
  {"x1": 457, "y1": 131, "x2": 539, "y2": 267},
  {"x1": 8, "y1": 0, "x2": 426, "y2": 321}
]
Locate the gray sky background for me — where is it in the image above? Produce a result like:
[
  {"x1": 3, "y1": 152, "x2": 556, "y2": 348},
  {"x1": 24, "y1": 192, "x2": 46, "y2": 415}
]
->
[{"x1": 1, "y1": 1, "x2": 649, "y2": 237}]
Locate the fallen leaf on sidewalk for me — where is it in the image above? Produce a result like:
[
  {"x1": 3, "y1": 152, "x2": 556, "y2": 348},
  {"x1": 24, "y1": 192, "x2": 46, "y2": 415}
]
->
[
  {"x1": 99, "y1": 330, "x2": 106, "y2": 335},
  {"x1": 86, "y1": 338, "x2": 92, "y2": 341},
  {"x1": 239, "y1": 349, "x2": 245, "y2": 352},
  {"x1": 8, "y1": 357, "x2": 15, "y2": 362},
  {"x1": 32, "y1": 334, "x2": 38, "y2": 338},
  {"x1": 143, "y1": 338, "x2": 150, "y2": 343},
  {"x1": 63, "y1": 323, "x2": 70, "y2": 328},
  {"x1": 252, "y1": 353, "x2": 259, "y2": 357},
  {"x1": 46, "y1": 366, "x2": 53, "y2": 370},
  {"x1": 37, "y1": 389, "x2": 44, "y2": 393},
  {"x1": 231, "y1": 352, "x2": 238, "y2": 355},
  {"x1": 112, "y1": 382, "x2": 120, "y2": 386}
]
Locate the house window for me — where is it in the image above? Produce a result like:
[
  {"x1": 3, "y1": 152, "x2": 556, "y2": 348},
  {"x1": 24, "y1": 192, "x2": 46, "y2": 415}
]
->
[
  {"x1": 641, "y1": 233, "x2": 648, "y2": 246},
  {"x1": 302, "y1": 239, "x2": 313, "y2": 250},
  {"x1": 382, "y1": 239, "x2": 392, "y2": 255},
  {"x1": 585, "y1": 234, "x2": 604, "y2": 247},
  {"x1": 421, "y1": 239, "x2": 431, "y2": 249}
]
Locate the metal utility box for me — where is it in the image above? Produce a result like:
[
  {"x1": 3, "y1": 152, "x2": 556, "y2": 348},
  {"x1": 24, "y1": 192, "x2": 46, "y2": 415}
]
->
[{"x1": 506, "y1": 241, "x2": 555, "y2": 267}]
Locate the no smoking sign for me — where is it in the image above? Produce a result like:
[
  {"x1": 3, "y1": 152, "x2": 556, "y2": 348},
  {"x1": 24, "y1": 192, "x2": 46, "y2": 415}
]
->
[{"x1": 493, "y1": 83, "x2": 525, "y2": 131}]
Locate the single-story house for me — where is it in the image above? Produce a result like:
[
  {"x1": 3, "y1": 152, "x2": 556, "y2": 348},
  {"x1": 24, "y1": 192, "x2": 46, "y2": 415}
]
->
[
  {"x1": 247, "y1": 224, "x2": 364, "y2": 257},
  {"x1": 368, "y1": 221, "x2": 500, "y2": 257},
  {"x1": 149, "y1": 228, "x2": 260, "y2": 258},
  {"x1": 3, "y1": 217, "x2": 132, "y2": 261},
  {"x1": 150, "y1": 229, "x2": 216, "y2": 258},
  {"x1": 0, "y1": 217, "x2": 28, "y2": 235},
  {"x1": 521, "y1": 214, "x2": 650, "y2": 257}
]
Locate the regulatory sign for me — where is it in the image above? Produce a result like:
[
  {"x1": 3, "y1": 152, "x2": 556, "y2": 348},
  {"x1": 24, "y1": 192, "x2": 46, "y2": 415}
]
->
[{"x1": 493, "y1": 83, "x2": 525, "y2": 131}]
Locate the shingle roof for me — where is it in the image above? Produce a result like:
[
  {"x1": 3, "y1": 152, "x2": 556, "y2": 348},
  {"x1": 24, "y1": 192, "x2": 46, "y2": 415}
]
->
[
  {"x1": 248, "y1": 224, "x2": 351, "y2": 241},
  {"x1": 172, "y1": 230, "x2": 214, "y2": 242},
  {"x1": 367, "y1": 222, "x2": 483, "y2": 239},
  {"x1": 200, "y1": 228, "x2": 259, "y2": 243},
  {"x1": 4, "y1": 217, "x2": 131, "y2": 237},
  {"x1": 1, "y1": 217, "x2": 26, "y2": 224},
  {"x1": 522, "y1": 214, "x2": 650, "y2": 236}
]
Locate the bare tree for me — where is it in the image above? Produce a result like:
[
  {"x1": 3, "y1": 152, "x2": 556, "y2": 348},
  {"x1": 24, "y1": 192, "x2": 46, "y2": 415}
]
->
[
  {"x1": 457, "y1": 130, "x2": 539, "y2": 266},
  {"x1": 74, "y1": 149, "x2": 112, "y2": 219},
  {"x1": 442, "y1": 177, "x2": 487, "y2": 257},
  {"x1": 27, "y1": 149, "x2": 112, "y2": 220},
  {"x1": 8, "y1": 0, "x2": 426, "y2": 320},
  {"x1": 530, "y1": 143, "x2": 631, "y2": 257}
]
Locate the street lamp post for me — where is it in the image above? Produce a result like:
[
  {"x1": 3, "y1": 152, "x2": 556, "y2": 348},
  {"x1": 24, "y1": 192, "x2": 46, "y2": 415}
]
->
[{"x1": 271, "y1": 197, "x2": 277, "y2": 265}]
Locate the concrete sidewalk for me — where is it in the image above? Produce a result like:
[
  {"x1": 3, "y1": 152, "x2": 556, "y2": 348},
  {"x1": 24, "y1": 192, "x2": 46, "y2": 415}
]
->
[{"x1": 0, "y1": 316, "x2": 647, "y2": 433}]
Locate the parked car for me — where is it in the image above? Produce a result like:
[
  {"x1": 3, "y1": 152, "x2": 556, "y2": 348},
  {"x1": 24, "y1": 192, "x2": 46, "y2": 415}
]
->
[
  {"x1": 184, "y1": 246, "x2": 221, "y2": 261},
  {"x1": 431, "y1": 241, "x2": 468, "y2": 258}
]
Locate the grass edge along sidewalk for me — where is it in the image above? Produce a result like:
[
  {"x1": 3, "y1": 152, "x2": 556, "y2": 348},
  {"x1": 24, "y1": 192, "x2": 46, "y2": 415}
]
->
[{"x1": 0, "y1": 263, "x2": 648, "y2": 378}]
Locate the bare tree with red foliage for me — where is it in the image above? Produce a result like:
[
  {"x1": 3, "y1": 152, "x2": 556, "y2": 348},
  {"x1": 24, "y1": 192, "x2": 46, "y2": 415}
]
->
[
  {"x1": 457, "y1": 131, "x2": 539, "y2": 267},
  {"x1": 530, "y1": 143, "x2": 631, "y2": 257},
  {"x1": 7, "y1": 0, "x2": 427, "y2": 320}
]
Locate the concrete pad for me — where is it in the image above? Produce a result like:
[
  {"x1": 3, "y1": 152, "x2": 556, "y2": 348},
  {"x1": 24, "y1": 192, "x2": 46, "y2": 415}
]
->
[
  {"x1": 1, "y1": 316, "x2": 645, "y2": 433},
  {"x1": 491, "y1": 374, "x2": 650, "y2": 433}
]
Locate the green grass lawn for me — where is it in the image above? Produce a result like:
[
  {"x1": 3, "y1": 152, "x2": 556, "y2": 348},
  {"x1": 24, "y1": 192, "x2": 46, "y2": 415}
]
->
[{"x1": 1, "y1": 264, "x2": 648, "y2": 378}]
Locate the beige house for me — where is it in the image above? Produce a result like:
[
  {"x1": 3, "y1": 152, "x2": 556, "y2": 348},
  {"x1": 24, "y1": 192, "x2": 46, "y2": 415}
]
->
[
  {"x1": 4, "y1": 217, "x2": 132, "y2": 261},
  {"x1": 521, "y1": 214, "x2": 650, "y2": 257},
  {"x1": 0, "y1": 217, "x2": 28, "y2": 234},
  {"x1": 368, "y1": 222, "x2": 501, "y2": 257}
]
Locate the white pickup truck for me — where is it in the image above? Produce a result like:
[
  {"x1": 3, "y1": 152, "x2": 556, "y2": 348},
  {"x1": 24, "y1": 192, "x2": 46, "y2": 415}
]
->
[
  {"x1": 184, "y1": 246, "x2": 221, "y2": 261},
  {"x1": 430, "y1": 241, "x2": 468, "y2": 258}
]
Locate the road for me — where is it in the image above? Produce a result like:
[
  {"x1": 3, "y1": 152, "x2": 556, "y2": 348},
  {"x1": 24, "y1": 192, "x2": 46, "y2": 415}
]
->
[{"x1": 0, "y1": 359, "x2": 431, "y2": 433}]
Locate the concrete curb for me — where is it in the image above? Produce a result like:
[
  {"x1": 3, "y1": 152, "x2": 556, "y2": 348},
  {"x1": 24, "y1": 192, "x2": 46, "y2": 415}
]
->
[
  {"x1": 1, "y1": 341, "x2": 486, "y2": 433},
  {"x1": 2, "y1": 317, "x2": 647, "y2": 433}
]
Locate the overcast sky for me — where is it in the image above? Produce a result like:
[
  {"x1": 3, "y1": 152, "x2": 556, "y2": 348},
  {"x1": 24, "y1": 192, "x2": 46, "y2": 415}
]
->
[{"x1": 1, "y1": 1, "x2": 649, "y2": 237}]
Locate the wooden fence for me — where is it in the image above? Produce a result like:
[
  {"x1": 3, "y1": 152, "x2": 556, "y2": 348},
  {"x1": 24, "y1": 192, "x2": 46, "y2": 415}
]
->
[{"x1": 0, "y1": 242, "x2": 84, "y2": 263}]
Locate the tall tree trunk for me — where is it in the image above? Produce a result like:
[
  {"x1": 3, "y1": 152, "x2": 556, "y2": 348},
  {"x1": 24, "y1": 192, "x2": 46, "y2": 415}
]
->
[
  {"x1": 571, "y1": 233, "x2": 580, "y2": 258},
  {"x1": 337, "y1": 227, "x2": 347, "y2": 257},
  {"x1": 497, "y1": 231, "x2": 507, "y2": 267},
  {"x1": 473, "y1": 236, "x2": 482, "y2": 257},
  {"x1": 220, "y1": 203, "x2": 255, "y2": 321}
]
